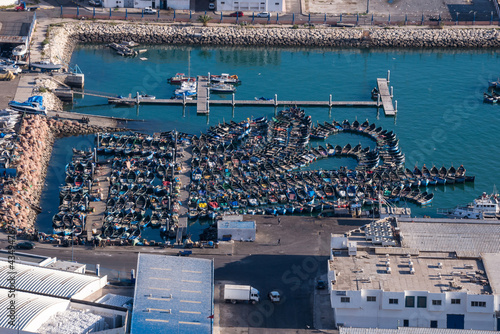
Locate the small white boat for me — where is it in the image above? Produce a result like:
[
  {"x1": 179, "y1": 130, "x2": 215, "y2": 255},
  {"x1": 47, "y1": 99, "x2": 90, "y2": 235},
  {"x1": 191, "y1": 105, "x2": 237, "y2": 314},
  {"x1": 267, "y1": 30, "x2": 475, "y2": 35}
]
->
[
  {"x1": 210, "y1": 83, "x2": 236, "y2": 93},
  {"x1": 210, "y1": 73, "x2": 240, "y2": 84},
  {"x1": 12, "y1": 44, "x2": 27, "y2": 57},
  {"x1": 138, "y1": 93, "x2": 155, "y2": 100},
  {"x1": 8, "y1": 95, "x2": 46, "y2": 115},
  {"x1": 30, "y1": 61, "x2": 63, "y2": 71},
  {"x1": 0, "y1": 61, "x2": 21, "y2": 74}
]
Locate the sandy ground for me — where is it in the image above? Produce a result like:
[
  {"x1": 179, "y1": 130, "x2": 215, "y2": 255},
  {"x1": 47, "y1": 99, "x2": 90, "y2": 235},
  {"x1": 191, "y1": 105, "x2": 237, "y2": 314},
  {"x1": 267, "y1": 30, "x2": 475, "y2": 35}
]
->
[{"x1": 0, "y1": 76, "x2": 20, "y2": 109}]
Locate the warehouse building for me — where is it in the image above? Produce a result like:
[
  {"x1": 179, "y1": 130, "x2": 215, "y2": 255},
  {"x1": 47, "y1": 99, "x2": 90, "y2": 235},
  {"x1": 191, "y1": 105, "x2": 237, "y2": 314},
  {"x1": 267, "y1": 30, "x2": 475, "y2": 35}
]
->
[
  {"x1": 131, "y1": 253, "x2": 214, "y2": 334},
  {"x1": 328, "y1": 218, "x2": 500, "y2": 331},
  {"x1": 217, "y1": 220, "x2": 256, "y2": 241}
]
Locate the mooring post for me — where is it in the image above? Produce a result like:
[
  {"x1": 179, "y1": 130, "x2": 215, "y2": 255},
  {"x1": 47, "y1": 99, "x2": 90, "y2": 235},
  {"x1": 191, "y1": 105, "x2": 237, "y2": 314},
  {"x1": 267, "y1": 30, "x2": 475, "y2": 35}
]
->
[
  {"x1": 274, "y1": 94, "x2": 278, "y2": 107},
  {"x1": 206, "y1": 100, "x2": 210, "y2": 113},
  {"x1": 377, "y1": 93, "x2": 381, "y2": 107},
  {"x1": 232, "y1": 93, "x2": 235, "y2": 106},
  {"x1": 329, "y1": 94, "x2": 332, "y2": 107},
  {"x1": 390, "y1": 86, "x2": 393, "y2": 98},
  {"x1": 183, "y1": 93, "x2": 186, "y2": 105},
  {"x1": 387, "y1": 70, "x2": 390, "y2": 85},
  {"x1": 395, "y1": 100, "x2": 398, "y2": 113},
  {"x1": 208, "y1": 72, "x2": 210, "y2": 83},
  {"x1": 97, "y1": 133, "x2": 100, "y2": 149},
  {"x1": 136, "y1": 92, "x2": 140, "y2": 105}
]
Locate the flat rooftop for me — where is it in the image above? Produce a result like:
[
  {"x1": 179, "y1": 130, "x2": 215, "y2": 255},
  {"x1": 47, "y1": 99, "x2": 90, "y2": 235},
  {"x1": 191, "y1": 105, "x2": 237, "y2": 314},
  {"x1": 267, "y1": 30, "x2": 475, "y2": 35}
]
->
[
  {"x1": 329, "y1": 250, "x2": 491, "y2": 294},
  {"x1": 131, "y1": 254, "x2": 214, "y2": 334},
  {"x1": 399, "y1": 221, "x2": 500, "y2": 257},
  {"x1": 217, "y1": 220, "x2": 256, "y2": 229},
  {"x1": 0, "y1": 12, "x2": 34, "y2": 40}
]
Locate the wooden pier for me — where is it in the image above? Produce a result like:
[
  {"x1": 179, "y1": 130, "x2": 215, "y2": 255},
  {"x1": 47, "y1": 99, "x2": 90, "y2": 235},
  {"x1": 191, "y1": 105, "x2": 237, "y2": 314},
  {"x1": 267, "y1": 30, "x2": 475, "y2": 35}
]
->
[
  {"x1": 98, "y1": 72, "x2": 398, "y2": 116},
  {"x1": 376, "y1": 71, "x2": 397, "y2": 116}
]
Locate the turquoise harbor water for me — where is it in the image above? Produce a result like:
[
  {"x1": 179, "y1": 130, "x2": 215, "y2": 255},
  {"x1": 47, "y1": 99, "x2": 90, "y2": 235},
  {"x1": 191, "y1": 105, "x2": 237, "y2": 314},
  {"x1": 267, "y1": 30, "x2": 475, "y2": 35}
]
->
[{"x1": 35, "y1": 45, "x2": 500, "y2": 237}]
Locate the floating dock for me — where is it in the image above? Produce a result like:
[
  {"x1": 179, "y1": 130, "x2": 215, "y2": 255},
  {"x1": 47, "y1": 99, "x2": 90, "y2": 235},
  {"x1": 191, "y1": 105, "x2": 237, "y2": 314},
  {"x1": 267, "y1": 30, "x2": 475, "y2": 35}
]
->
[{"x1": 376, "y1": 71, "x2": 397, "y2": 116}]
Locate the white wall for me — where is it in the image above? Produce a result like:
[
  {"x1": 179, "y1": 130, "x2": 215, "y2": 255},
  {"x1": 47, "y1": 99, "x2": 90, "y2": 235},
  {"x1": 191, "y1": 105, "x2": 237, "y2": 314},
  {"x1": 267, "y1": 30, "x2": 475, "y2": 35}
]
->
[
  {"x1": 134, "y1": 0, "x2": 154, "y2": 9},
  {"x1": 166, "y1": 0, "x2": 189, "y2": 10},
  {"x1": 217, "y1": 0, "x2": 284, "y2": 13},
  {"x1": 103, "y1": 0, "x2": 124, "y2": 8},
  {"x1": 330, "y1": 288, "x2": 498, "y2": 330},
  {"x1": 72, "y1": 275, "x2": 108, "y2": 300},
  {"x1": 0, "y1": 0, "x2": 17, "y2": 6}
]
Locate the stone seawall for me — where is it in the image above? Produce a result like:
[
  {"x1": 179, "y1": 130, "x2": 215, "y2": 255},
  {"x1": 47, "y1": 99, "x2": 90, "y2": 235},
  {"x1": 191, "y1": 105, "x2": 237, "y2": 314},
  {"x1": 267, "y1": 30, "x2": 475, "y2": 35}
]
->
[{"x1": 46, "y1": 22, "x2": 500, "y2": 56}]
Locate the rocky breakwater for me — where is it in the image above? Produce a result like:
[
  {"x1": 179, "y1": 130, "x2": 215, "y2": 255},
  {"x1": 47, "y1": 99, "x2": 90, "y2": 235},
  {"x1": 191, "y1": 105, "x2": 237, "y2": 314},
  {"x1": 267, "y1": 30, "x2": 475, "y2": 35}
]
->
[
  {"x1": 73, "y1": 22, "x2": 364, "y2": 47},
  {"x1": 0, "y1": 115, "x2": 122, "y2": 233},
  {"x1": 68, "y1": 22, "x2": 500, "y2": 48},
  {"x1": 369, "y1": 28, "x2": 500, "y2": 48},
  {"x1": 44, "y1": 23, "x2": 77, "y2": 65}
]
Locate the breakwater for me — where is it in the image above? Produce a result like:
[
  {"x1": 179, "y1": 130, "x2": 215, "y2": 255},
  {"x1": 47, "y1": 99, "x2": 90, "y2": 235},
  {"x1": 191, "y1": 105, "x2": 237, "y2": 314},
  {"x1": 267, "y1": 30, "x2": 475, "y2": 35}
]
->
[{"x1": 46, "y1": 22, "x2": 500, "y2": 63}]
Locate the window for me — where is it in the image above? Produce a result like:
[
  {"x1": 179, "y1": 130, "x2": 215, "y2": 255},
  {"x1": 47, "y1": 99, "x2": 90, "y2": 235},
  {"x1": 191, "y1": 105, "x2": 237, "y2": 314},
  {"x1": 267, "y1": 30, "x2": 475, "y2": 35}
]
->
[
  {"x1": 417, "y1": 296, "x2": 427, "y2": 308},
  {"x1": 451, "y1": 299, "x2": 461, "y2": 304},
  {"x1": 367, "y1": 296, "x2": 377, "y2": 302},
  {"x1": 340, "y1": 297, "x2": 350, "y2": 303},
  {"x1": 403, "y1": 319, "x2": 409, "y2": 327},
  {"x1": 471, "y1": 301, "x2": 486, "y2": 307},
  {"x1": 432, "y1": 300, "x2": 442, "y2": 306},
  {"x1": 430, "y1": 320, "x2": 438, "y2": 328},
  {"x1": 405, "y1": 296, "x2": 415, "y2": 307},
  {"x1": 389, "y1": 298, "x2": 398, "y2": 304}
]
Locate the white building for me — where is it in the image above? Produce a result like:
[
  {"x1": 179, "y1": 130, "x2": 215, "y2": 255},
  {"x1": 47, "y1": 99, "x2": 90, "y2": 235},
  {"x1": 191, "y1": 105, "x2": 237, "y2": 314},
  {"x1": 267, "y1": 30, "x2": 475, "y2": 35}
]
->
[
  {"x1": 328, "y1": 218, "x2": 500, "y2": 331},
  {"x1": 102, "y1": 0, "x2": 165, "y2": 10},
  {"x1": 216, "y1": 0, "x2": 284, "y2": 13}
]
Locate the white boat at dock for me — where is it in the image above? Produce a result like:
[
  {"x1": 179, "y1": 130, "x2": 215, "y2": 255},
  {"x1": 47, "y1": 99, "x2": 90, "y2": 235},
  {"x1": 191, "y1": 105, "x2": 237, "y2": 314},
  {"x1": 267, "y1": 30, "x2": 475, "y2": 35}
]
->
[
  {"x1": 30, "y1": 61, "x2": 63, "y2": 71},
  {"x1": 175, "y1": 81, "x2": 197, "y2": 97},
  {"x1": 8, "y1": 95, "x2": 46, "y2": 115},
  {"x1": 12, "y1": 44, "x2": 27, "y2": 57},
  {"x1": 210, "y1": 73, "x2": 240, "y2": 84},
  {"x1": 210, "y1": 82, "x2": 236, "y2": 93},
  {"x1": 437, "y1": 191, "x2": 500, "y2": 219}
]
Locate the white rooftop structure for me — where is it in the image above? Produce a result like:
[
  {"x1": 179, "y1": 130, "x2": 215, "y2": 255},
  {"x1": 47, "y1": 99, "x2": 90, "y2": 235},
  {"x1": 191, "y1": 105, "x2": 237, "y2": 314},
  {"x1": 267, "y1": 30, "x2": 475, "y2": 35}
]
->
[
  {"x1": 0, "y1": 260, "x2": 107, "y2": 299},
  {"x1": 398, "y1": 221, "x2": 500, "y2": 257},
  {"x1": 0, "y1": 288, "x2": 69, "y2": 332}
]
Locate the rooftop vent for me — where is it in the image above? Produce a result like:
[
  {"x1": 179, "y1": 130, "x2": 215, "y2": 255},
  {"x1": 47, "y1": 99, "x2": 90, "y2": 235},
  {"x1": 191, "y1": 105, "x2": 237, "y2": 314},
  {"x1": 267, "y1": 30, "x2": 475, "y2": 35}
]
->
[
  {"x1": 437, "y1": 263, "x2": 443, "y2": 269},
  {"x1": 386, "y1": 267, "x2": 392, "y2": 274}
]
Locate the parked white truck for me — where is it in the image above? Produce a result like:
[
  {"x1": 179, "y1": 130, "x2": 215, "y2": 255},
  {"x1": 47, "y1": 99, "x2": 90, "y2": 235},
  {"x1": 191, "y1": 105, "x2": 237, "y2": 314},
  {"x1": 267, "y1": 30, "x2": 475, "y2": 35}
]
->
[{"x1": 223, "y1": 284, "x2": 260, "y2": 304}]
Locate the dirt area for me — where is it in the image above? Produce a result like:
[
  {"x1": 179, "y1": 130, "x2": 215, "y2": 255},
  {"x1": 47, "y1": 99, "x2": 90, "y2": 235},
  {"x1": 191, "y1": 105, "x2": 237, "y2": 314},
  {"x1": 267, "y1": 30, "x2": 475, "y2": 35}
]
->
[{"x1": 0, "y1": 76, "x2": 20, "y2": 109}]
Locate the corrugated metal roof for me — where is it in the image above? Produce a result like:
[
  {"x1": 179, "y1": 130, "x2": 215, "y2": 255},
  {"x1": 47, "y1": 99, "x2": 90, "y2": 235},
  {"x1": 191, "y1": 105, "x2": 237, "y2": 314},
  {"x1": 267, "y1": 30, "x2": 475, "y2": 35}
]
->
[
  {"x1": 0, "y1": 260, "x2": 102, "y2": 298},
  {"x1": 399, "y1": 222, "x2": 500, "y2": 257},
  {"x1": 217, "y1": 220, "x2": 256, "y2": 229},
  {"x1": 341, "y1": 328, "x2": 497, "y2": 334},
  {"x1": 130, "y1": 254, "x2": 213, "y2": 334},
  {"x1": 96, "y1": 293, "x2": 133, "y2": 309},
  {"x1": 0, "y1": 288, "x2": 69, "y2": 330}
]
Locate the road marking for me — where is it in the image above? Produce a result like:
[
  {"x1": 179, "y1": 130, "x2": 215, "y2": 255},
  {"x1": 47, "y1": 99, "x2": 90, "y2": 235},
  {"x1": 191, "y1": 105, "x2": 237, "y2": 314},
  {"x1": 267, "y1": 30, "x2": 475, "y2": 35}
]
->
[
  {"x1": 179, "y1": 310, "x2": 201, "y2": 314},
  {"x1": 147, "y1": 308, "x2": 171, "y2": 312},
  {"x1": 150, "y1": 287, "x2": 171, "y2": 291},
  {"x1": 150, "y1": 267, "x2": 172, "y2": 271},
  {"x1": 146, "y1": 319, "x2": 169, "y2": 323},
  {"x1": 151, "y1": 277, "x2": 171, "y2": 280},
  {"x1": 148, "y1": 297, "x2": 171, "y2": 301},
  {"x1": 182, "y1": 280, "x2": 201, "y2": 283},
  {"x1": 179, "y1": 321, "x2": 201, "y2": 325},
  {"x1": 182, "y1": 270, "x2": 202, "y2": 273},
  {"x1": 181, "y1": 290, "x2": 201, "y2": 293},
  {"x1": 180, "y1": 300, "x2": 201, "y2": 304}
]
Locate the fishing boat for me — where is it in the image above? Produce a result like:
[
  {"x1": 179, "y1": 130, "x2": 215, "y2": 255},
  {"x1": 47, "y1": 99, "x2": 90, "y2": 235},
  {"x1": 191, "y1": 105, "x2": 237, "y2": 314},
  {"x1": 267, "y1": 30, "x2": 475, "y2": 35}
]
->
[
  {"x1": 210, "y1": 83, "x2": 236, "y2": 93},
  {"x1": 137, "y1": 93, "x2": 156, "y2": 100},
  {"x1": 210, "y1": 73, "x2": 240, "y2": 84},
  {"x1": 168, "y1": 73, "x2": 196, "y2": 84},
  {"x1": 8, "y1": 95, "x2": 46, "y2": 115},
  {"x1": 438, "y1": 192, "x2": 500, "y2": 219},
  {"x1": 0, "y1": 61, "x2": 21, "y2": 74},
  {"x1": 30, "y1": 61, "x2": 63, "y2": 71}
]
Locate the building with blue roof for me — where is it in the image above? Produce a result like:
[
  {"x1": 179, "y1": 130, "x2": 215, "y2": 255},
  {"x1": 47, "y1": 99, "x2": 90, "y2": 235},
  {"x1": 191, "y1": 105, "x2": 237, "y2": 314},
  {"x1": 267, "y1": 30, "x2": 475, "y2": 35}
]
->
[
  {"x1": 131, "y1": 254, "x2": 214, "y2": 334},
  {"x1": 217, "y1": 220, "x2": 256, "y2": 241}
]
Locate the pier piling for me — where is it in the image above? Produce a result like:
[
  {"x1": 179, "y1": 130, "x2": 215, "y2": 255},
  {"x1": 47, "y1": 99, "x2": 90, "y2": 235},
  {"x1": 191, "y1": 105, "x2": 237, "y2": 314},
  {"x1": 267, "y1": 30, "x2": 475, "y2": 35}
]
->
[
  {"x1": 329, "y1": 94, "x2": 332, "y2": 107},
  {"x1": 387, "y1": 70, "x2": 390, "y2": 85}
]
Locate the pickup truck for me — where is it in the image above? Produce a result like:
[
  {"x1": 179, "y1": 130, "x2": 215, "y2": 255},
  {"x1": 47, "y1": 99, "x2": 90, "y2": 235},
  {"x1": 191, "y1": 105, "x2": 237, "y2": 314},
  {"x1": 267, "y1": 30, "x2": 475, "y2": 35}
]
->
[{"x1": 144, "y1": 6, "x2": 157, "y2": 14}]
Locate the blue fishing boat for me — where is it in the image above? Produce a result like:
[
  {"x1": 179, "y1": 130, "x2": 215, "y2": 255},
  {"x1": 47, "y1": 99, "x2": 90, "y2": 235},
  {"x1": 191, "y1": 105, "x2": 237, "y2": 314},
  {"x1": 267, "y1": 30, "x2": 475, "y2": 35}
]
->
[{"x1": 8, "y1": 95, "x2": 46, "y2": 115}]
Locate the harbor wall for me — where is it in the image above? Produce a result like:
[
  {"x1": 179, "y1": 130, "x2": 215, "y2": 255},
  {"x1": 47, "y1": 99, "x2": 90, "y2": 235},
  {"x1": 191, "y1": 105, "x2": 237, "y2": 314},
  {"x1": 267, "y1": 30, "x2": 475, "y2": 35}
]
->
[{"x1": 45, "y1": 22, "x2": 500, "y2": 63}]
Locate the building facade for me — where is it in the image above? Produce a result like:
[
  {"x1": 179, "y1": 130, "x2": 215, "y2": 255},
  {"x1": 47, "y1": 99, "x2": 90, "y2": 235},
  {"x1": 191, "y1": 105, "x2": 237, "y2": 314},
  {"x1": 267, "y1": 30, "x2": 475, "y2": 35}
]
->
[{"x1": 216, "y1": 0, "x2": 284, "y2": 13}]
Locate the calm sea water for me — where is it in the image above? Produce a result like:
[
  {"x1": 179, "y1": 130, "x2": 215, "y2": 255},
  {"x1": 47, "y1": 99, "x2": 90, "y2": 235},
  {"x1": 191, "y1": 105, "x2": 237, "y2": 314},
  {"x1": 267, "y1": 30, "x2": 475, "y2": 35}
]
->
[{"x1": 35, "y1": 45, "x2": 500, "y2": 236}]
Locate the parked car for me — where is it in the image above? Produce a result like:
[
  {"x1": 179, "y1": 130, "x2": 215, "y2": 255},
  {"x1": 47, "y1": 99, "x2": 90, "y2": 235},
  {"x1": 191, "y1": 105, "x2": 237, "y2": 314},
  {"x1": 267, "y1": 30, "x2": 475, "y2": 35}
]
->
[
  {"x1": 89, "y1": 0, "x2": 102, "y2": 6},
  {"x1": 16, "y1": 242, "x2": 35, "y2": 250},
  {"x1": 229, "y1": 11, "x2": 244, "y2": 17},
  {"x1": 256, "y1": 11, "x2": 271, "y2": 18},
  {"x1": 209, "y1": 3, "x2": 215, "y2": 9},
  {"x1": 144, "y1": 6, "x2": 157, "y2": 14},
  {"x1": 316, "y1": 280, "x2": 327, "y2": 290},
  {"x1": 268, "y1": 290, "x2": 280, "y2": 303}
]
